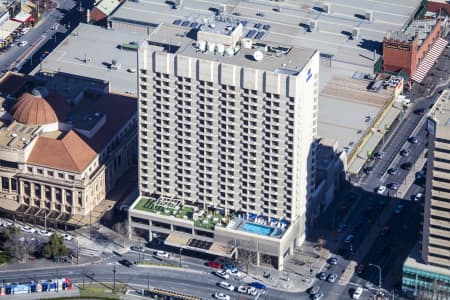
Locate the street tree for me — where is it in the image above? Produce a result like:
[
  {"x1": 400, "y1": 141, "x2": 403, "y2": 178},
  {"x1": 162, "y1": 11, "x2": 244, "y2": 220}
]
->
[{"x1": 42, "y1": 233, "x2": 68, "y2": 259}]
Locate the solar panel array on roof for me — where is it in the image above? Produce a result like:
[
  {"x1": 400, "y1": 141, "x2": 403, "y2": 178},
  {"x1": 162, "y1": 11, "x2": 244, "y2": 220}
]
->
[
  {"x1": 190, "y1": 22, "x2": 198, "y2": 28},
  {"x1": 181, "y1": 21, "x2": 190, "y2": 27},
  {"x1": 240, "y1": 20, "x2": 248, "y2": 27},
  {"x1": 255, "y1": 31, "x2": 265, "y2": 40},
  {"x1": 246, "y1": 30, "x2": 256, "y2": 38},
  {"x1": 262, "y1": 24, "x2": 271, "y2": 31},
  {"x1": 173, "y1": 19, "x2": 182, "y2": 25},
  {"x1": 254, "y1": 23, "x2": 262, "y2": 29}
]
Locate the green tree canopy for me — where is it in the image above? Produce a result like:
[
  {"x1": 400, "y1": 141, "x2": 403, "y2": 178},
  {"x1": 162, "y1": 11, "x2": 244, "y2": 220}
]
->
[{"x1": 42, "y1": 233, "x2": 68, "y2": 259}]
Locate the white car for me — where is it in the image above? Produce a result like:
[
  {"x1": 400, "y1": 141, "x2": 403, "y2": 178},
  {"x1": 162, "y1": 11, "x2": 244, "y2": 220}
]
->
[
  {"x1": 352, "y1": 286, "x2": 363, "y2": 299},
  {"x1": 376, "y1": 185, "x2": 386, "y2": 195},
  {"x1": 18, "y1": 41, "x2": 28, "y2": 47},
  {"x1": 155, "y1": 250, "x2": 169, "y2": 258},
  {"x1": 414, "y1": 193, "x2": 423, "y2": 202},
  {"x1": 229, "y1": 269, "x2": 244, "y2": 279},
  {"x1": 38, "y1": 230, "x2": 53, "y2": 237},
  {"x1": 20, "y1": 225, "x2": 35, "y2": 233},
  {"x1": 215, "y1": 270, "x2": 230, "y2": 279},
  {"x1": 2, "y1": 221, "x2": 13, "y2": 228},
  {"x1": 213, "y1": 292, "x2": 230, "y2": 300},
  {"x1": 20, "y1": 27, "x2": 30, "y2": 34},
  {"x1": 63, "y1": 233, "x2": 73, "y2": 241},
  {"x1": 237, "y1": 285, "x2": 258, "y2": 295},
  {"x1": 218, "y1": 281, "x2": 234, "y2": 291}
]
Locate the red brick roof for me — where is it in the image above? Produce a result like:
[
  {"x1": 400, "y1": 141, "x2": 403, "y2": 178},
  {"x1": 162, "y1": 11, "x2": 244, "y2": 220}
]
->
[
  {"x1": 89, "y1": 7, "x2": 107, "y2": 23},
  {"x1": 27, "y1": 130, "x2": 96, "y2": 173}
]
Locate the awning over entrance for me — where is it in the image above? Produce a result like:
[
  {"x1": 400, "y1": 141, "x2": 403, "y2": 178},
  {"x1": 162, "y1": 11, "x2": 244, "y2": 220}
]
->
[
  {"x1": 0, "y1": 199, "x2": 19, "y2": 211},
  {"x1": 412, "y1": 37, "x2": 448, "y2": 83},
  {"x1": 12, "y1": 12, "x2": 34, "y2": 23},
  {"x1": 164, "y1": 232, "x2": 235, "y2": 257}
]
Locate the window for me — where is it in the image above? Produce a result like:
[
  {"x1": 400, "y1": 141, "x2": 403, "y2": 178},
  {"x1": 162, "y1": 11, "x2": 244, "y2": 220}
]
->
[
  {"x1": 58, "y1": 173, "x2": 64, "y2": 179},
  {"x1": 48, "y1": 171, "x2": 54, "y2": 176},
  {"x1": 37, "y1": 169, "x2": 43, "y2": 175}
]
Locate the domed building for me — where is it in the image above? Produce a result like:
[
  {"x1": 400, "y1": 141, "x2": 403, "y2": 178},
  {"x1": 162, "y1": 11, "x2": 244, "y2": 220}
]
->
[
  {"x1": 0, "y1": 72, "x2": 137, "y2": 228},
  {"x1": 10, "y1": 89, "x2": 69, "y2": 126}
]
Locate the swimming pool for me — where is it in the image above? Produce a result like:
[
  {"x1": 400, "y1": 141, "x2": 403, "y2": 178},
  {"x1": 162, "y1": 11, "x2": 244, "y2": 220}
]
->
[{"x1": 240, "y1": 222, "x2": 274, "y2": 236}]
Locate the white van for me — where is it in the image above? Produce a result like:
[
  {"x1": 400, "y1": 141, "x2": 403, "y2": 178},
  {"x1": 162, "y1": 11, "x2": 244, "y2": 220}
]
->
[
  {"x1": 352, "y1": 286, "x2": 363, "y2": 299},
  {"x1": 20, "y1": 27, "x2": 30, "y2": 35}
]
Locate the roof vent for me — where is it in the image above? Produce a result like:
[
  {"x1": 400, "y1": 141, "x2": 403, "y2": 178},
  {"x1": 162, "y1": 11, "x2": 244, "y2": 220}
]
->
[{"x1": 253, "y1": 50, "x2": 263, "y2": 61}]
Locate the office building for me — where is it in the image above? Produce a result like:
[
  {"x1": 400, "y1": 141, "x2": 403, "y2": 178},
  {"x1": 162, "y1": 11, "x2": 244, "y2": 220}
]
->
[
  {"x1": 402, "y1": 89, "x2": 450, "y2": 298},
  {"x1": 129, "y1": 20, "x2": 318, "y2": 270}
]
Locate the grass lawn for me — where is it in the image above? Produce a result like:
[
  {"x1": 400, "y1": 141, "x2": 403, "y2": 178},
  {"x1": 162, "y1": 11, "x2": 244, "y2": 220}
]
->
[
  {"x1": 0, "y1": 251, "x2": 11, "y2": 264},
  {"x1": 77, "y1": 283, "x2": 127, "y2": 299}
]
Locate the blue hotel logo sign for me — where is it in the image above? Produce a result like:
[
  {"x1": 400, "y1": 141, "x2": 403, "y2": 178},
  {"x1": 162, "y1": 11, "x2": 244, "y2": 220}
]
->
[{"x1": 306, "y1": 68, "x2": 312, "y2": 83}]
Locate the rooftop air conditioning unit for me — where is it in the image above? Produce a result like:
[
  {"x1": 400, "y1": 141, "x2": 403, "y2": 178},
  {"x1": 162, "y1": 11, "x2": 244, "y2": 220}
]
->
[
  {"x1": 365, "y1": 10, "x2": 373, "y2": 21},
  {"x1": 322, "y1": 3, "x2": 330, "y2": 14},
  {"x1": 352, "y1": 27, "x2": 360, "y2": 39},
  {"x1": 309, "y1": 20, "x2": 318, "y2": 32},
  {"x1": 111, "y1": 59, "x2": 121, "y2": 70}
]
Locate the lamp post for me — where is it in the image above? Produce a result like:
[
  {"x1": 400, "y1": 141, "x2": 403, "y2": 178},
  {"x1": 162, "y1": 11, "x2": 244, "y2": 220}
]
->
[
  {"x1": 112, "y1": 264, "x2": 116, "y2": 293},
  {"x1": 369, "y1": 263, "x2": 382, "y2": 291}
]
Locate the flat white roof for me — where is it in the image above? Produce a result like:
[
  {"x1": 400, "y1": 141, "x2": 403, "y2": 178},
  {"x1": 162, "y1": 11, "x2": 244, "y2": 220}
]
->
[{"x1": 31, "y1": 23, "x2": 145, "y2": 95}]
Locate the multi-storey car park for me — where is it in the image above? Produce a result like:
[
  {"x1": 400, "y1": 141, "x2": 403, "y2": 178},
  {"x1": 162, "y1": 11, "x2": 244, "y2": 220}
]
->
[{"x1": 128, "y1": 20, "x2": 319, "y2": 270}]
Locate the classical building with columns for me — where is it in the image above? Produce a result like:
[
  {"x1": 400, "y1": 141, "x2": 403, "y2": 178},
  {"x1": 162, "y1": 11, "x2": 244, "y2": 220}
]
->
[{"x1": 0, "y1": 72, "x2": 137, "y2": 227}]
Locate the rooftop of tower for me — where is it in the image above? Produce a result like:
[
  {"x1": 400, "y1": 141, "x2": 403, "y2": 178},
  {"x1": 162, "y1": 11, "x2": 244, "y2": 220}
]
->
[{"x1": 143, "y1": 22, "x2": 317, "y2": 74}]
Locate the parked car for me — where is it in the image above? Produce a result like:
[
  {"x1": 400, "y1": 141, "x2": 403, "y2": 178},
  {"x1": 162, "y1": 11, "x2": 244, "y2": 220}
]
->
[
  {"x1": 318, "y1": 272, "x2": 327, "y2": 280},
  {"x1": 363, "y1": 166, "x2": 373, "y2": 175},
  {"x1": 215, "y1": 270, "x2": 230, "y2": 280},
  {"x1": 237, "y1": 285, "x2": 257, "y2": 295},
  {"x1": 337, "y1": 223, "x2": 347, "y2": 233},
  {"x1": 222, "y1": 264, "x2": 237, "y2": 272},
  {"x1": 218, "y1": 281, "x2": 234, "y2": 291},
  {"x1": 414, "y1": 108, "x2": 425, "y2": 115},
  {"x1": 356, "y1": 264, "x2": 365, "y2": 274},
  {"x1": 401, "y1": 162, "x2": 413, "y2": 171},
  {"x1": 20, "y1": 225, "x2": 35, "y2": 233},
  {"x1": 207, "y1": 261, "x2": 222, "y2": 269},
  {"x1": 387, "y1": 167, "x2": 399, "y2": 176},
  {"x1": 118, "y1": 259, "x2": 133, "y2": 267},
  {"x1": 249, "y1": 281, "x2": 266, "y2": 290},
  {"x1": 414, "y1": 193, "x2": 423, "y2": 202},
  {"x1": 38, "y1": 229, "x2": 53, "y2": 237},
  {"x1": 328, "y1": 257, "x2": 339, "y2": 265},
  {"x1": 376, "y1": 186, "x2": 386, "y2": 194},
  {"x1": 327, "y1": 273, "x2": 338, "y2": 283},
  {"x1": 21, "y1": 27, "x2": 30, "y2": 34},
  {"x1": 344, "y1": 234, "x2": 354, "y2": 244},
  {"x1": 1, "y1": 221, "x2": 12, "y2": 228},
  {"x1": 409, "y1": 136, "x2": 421, "y2": 144},
  {"x1": 394, "y1": 203, "x2": 404, "y2": 214},
  {"x1": 213, "y1": 292, "x2": 230, "y2": 300},
  {"x1": 374, "y1": 151, "x2": 385, "y2": 158},
  {"x1": 312, "y1": 291, "x2": 324, "y2": 300},
  {"x1": 388, "y1": 182, "x2": 399, "y2": 191},
  {"x1": 155, "y1": 251, "x2": 169, "y2": 258},
  {"x1": 352, "y1": 286, "x2": 363, "y2": 299},
  {"x1": 18, "y1": 41, "x2": 28, "y2": 47},
  {"x1": 63, "y1": 233, "x2": 73, "y2": 241},
  {"x1": 130, "y1": 245, "x2": 144, "y2": 252},
  {"x1": 309, "y1": 286, "x2": 321, "y2": 295},
  {"x1": 400, "y1": 149, "x2": 411, "y2": 157}
]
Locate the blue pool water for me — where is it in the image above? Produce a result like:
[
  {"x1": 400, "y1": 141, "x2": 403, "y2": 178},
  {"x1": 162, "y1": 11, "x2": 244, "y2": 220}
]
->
[{"x1": 241, "y1": 222, "x2": 274, "y2": 236}]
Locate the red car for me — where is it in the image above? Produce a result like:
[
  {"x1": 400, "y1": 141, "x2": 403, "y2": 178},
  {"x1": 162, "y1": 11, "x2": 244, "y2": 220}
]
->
[
  {"x1": 207, "y1": 261, "x2": 222, "y2": 269},
  {"x1": 356, "y1": 264, "x2": 365, "y2": 274}
]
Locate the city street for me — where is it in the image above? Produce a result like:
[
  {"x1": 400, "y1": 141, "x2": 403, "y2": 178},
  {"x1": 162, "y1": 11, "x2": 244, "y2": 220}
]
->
[{"x1": 0, "y1": 0, "x2": 79, "y2": 74}]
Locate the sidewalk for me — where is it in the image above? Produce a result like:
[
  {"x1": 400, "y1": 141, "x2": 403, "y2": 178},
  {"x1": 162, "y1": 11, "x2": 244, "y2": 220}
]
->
[
  {"x1": 0, "y1": 287, "x2": 80, "y2": 299},
  {"x1": 0, "y1": 254, "x2": 101, "y2": 272},
  {"x1": 243, "y1": 241, "x2": 329, "y2": 292}
]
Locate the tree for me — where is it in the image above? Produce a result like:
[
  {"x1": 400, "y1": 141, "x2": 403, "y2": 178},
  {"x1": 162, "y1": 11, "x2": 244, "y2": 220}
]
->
[
  {"x1": 0, "y1": 226, "x2": 32, "y2": 262},
  {"x1": 42, "y1": 233, "x2": 68, "y2": 259}
]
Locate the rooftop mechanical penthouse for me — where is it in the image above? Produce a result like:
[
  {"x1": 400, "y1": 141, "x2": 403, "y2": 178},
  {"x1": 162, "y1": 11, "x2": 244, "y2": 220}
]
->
[{"x1": 128, "y1": 18, "x2": 319, "y2": 270}]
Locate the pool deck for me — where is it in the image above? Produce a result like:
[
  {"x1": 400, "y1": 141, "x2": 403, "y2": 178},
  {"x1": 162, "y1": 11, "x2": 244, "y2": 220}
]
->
[{"x1": 228, "y1": 217, "x2": 287, "y2": 238}]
